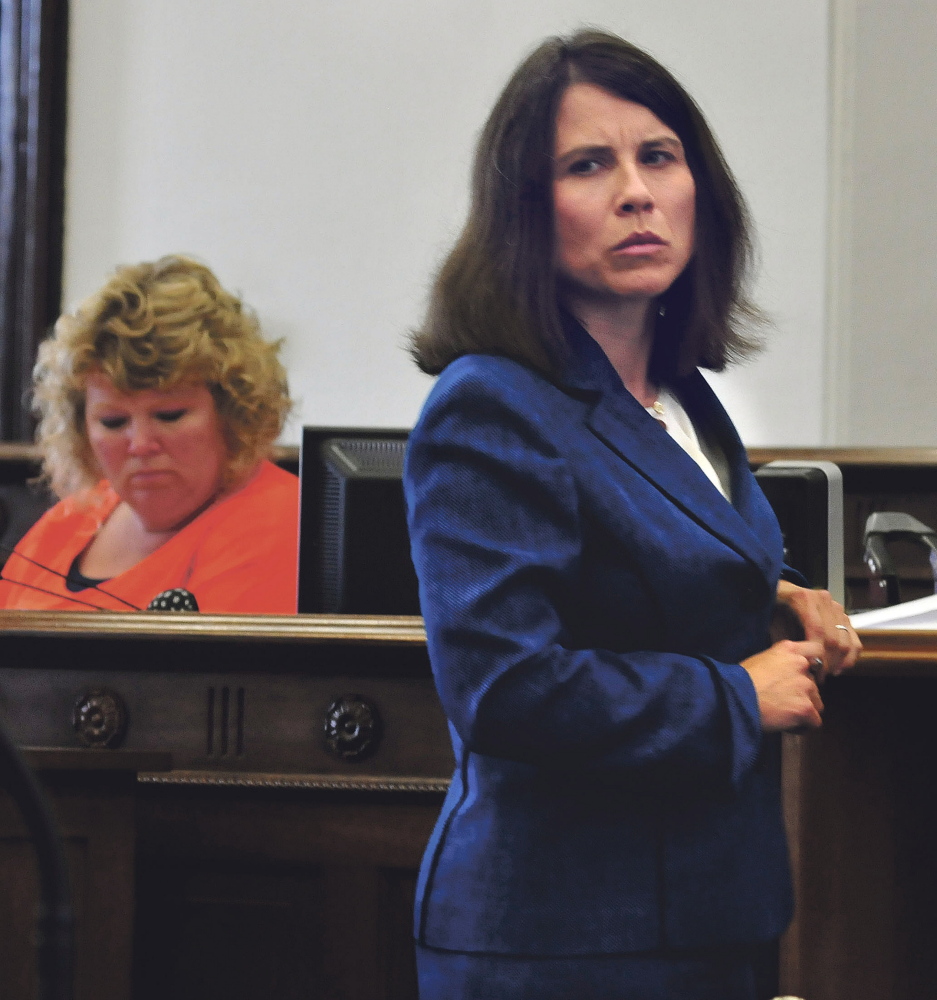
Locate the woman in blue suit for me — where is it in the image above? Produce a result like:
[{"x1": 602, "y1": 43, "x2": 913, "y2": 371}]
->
[{"x1": 404, "y1": 30, "x2": 861, "y2": 1000}]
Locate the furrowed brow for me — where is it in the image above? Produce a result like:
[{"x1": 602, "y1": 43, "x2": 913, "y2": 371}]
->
[
  {"x1": 554, "y1": 144, "x2": 612, "y2": 165},
  {"x1": 643, "y1": 135, "x2": 683, "y2": 151}
]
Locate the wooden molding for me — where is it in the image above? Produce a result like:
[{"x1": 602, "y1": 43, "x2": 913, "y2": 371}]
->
[
  {"x1": 748, "y1": 446, "x2": 937, "y2": 467},
  {"x1": 270, "y1": 443, "x2": 299, "y2": 465},
  {"x1": 0, "y1": 0, "x2": 68, "y2": 440},
  {"x1": 0, "y1": 441, "x2": 41, "y2": 461},
  {"x1": 852, "y1": 629, "x2": 937, "y2": 674},
  {"x1": 0, "y1": 608, "x2": 427, "y2": 644},
  {"x1": 138, "y1": 770, "x2": 449, "y2": 794},
  {"x1": 1, "y1": 607, "x2": 934, "y2": 669}
]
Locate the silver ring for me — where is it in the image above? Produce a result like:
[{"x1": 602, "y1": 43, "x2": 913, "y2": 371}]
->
[
  {"x1": 811, "y1": 657, "x2": 823, "y2": 669},
  {"x1": 835, "y1": 624, "x2": 850, "y2": 632}
]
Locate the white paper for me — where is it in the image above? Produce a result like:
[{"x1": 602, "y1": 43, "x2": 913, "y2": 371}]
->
[{"x1": 850, "y1": 593, "x2": 937, "y2": 630}]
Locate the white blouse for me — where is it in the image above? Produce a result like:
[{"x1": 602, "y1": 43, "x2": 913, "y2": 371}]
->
[{"x1": 646, "y1": 387, "x2": 729, "y2": 500}]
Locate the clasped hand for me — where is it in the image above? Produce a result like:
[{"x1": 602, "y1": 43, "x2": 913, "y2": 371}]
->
[{"x1": 741, "y1": 582, "x2": 862, "y2": 733}]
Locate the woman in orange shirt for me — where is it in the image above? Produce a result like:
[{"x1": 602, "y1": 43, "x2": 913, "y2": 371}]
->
[{"x1": 0, "y1": 255, "x2": 298, "y2": 614}]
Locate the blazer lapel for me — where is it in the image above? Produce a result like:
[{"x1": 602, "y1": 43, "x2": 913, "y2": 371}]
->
[{"x1": 560, "y1": 322, "x2": 778, "y2": 583}]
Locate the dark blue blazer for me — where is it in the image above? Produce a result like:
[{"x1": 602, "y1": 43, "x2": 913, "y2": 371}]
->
[{"x1": 404, "y1": 329, "x2": 793, "y2": 956}]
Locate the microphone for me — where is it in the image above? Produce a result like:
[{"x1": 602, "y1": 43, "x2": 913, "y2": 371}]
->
[{"x1": 146, "y1": 589, "x2": 199, "y2": 612}]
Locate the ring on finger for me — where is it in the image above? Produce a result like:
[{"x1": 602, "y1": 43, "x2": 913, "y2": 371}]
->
[{"x1": 835, "y1": 624, "x2": 850, "y2": 632}]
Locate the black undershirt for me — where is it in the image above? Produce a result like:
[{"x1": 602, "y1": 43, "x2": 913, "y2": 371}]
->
[{"x1": 65, "y1": 554, "x2": 109, "y2": 593}]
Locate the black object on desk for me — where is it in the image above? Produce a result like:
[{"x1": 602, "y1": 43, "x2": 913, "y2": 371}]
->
[
  {"x1": 298, "y1": 427, "x2": 420, "y2": 614},
  {"x1": 755, "y1": 460, "x2": 845, "y2": 603},
  {"x1": 862, "y1": 511, "x2": 937, "y2": 608}
]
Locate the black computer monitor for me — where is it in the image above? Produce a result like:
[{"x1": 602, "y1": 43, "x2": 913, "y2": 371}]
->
[
  {"x1": 754, "y1": 460, "x2": 844, "y2": 603},
  {"x1": 297, "y1": 427, "x2": 420, "y2": 614}
]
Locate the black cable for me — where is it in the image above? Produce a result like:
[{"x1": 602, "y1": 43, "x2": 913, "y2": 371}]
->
[
  {"x1": 0, "y1": 543, "x2": 141, "y2": 610},
  {"x1": 0, "y1": 572, "x2": 114, "y2": 611}
]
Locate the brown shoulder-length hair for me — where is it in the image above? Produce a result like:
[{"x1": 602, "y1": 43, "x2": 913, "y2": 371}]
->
[{"x1": 411, "y1": 29, "x2": 762, "y2": 381}]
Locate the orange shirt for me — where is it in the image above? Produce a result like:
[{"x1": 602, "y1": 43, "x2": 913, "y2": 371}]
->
[{"x1": 0, "y1": 460, "x2": 298, "y2": 613}]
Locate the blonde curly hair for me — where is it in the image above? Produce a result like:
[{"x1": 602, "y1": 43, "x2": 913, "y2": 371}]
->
[{"x1": 33, "y1": 255, "x2": 291, "y2": 499}]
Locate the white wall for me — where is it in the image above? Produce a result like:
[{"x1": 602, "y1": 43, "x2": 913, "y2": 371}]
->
[
  {"x1": 63, "y1": 0, "x2": 830, "y2": 445},
  {"x1": 827, "y1": 0, "x2": 937, "y2": 445}
]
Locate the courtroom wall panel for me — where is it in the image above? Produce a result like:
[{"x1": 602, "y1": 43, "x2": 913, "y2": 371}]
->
[{"x1": 133, "y1": 787, "x2": 432, "y2": 1000}]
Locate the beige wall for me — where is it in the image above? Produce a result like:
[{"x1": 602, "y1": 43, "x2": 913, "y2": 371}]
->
[
  {"x1": 828, "y1": 0, "x2": 937, "y2": 444},
  {"x1": 63, "y1": 1, "x2": 831, "y2": 444}
]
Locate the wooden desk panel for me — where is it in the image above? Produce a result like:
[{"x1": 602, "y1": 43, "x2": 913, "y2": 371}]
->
[
  {"x1": 3, "y1": 610, "x2": 937, "y2": 1000},
  {"x1": 0, "y1": 750, "x2": 169, "y2": 1000},
  {"x1": 133, "y1": 784, "x2": 438, "y2": 1000},
  {"x1": 0, "y1": 613, "x2": 447, "y2": 1000},
  {"x1": 0, "y1": 612, "x2": 449, "y2": 788},
  {"x1": 780, "y1": 633, "x2": 937, "y2": 1000}
]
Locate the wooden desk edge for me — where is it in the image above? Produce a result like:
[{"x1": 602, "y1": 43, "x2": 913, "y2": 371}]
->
[
  {"x1": 0, "y1": 609, "x2": 427, "y2": 644},
  {"x1": 137, "y1": 770, "x2": 449, "y2": 793},
  {"x1": 850, "y1": 629, "x2": 937, "y2": 673},
  {"x1": 9, "y1": 442, "x2": 937, "y2": 467},
  {"x1": 2, "y1": 614, "x2": 937, "y2": 670},
  {"x1": 747, "y1": 446, "x2": 937, "y2": 466}
]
